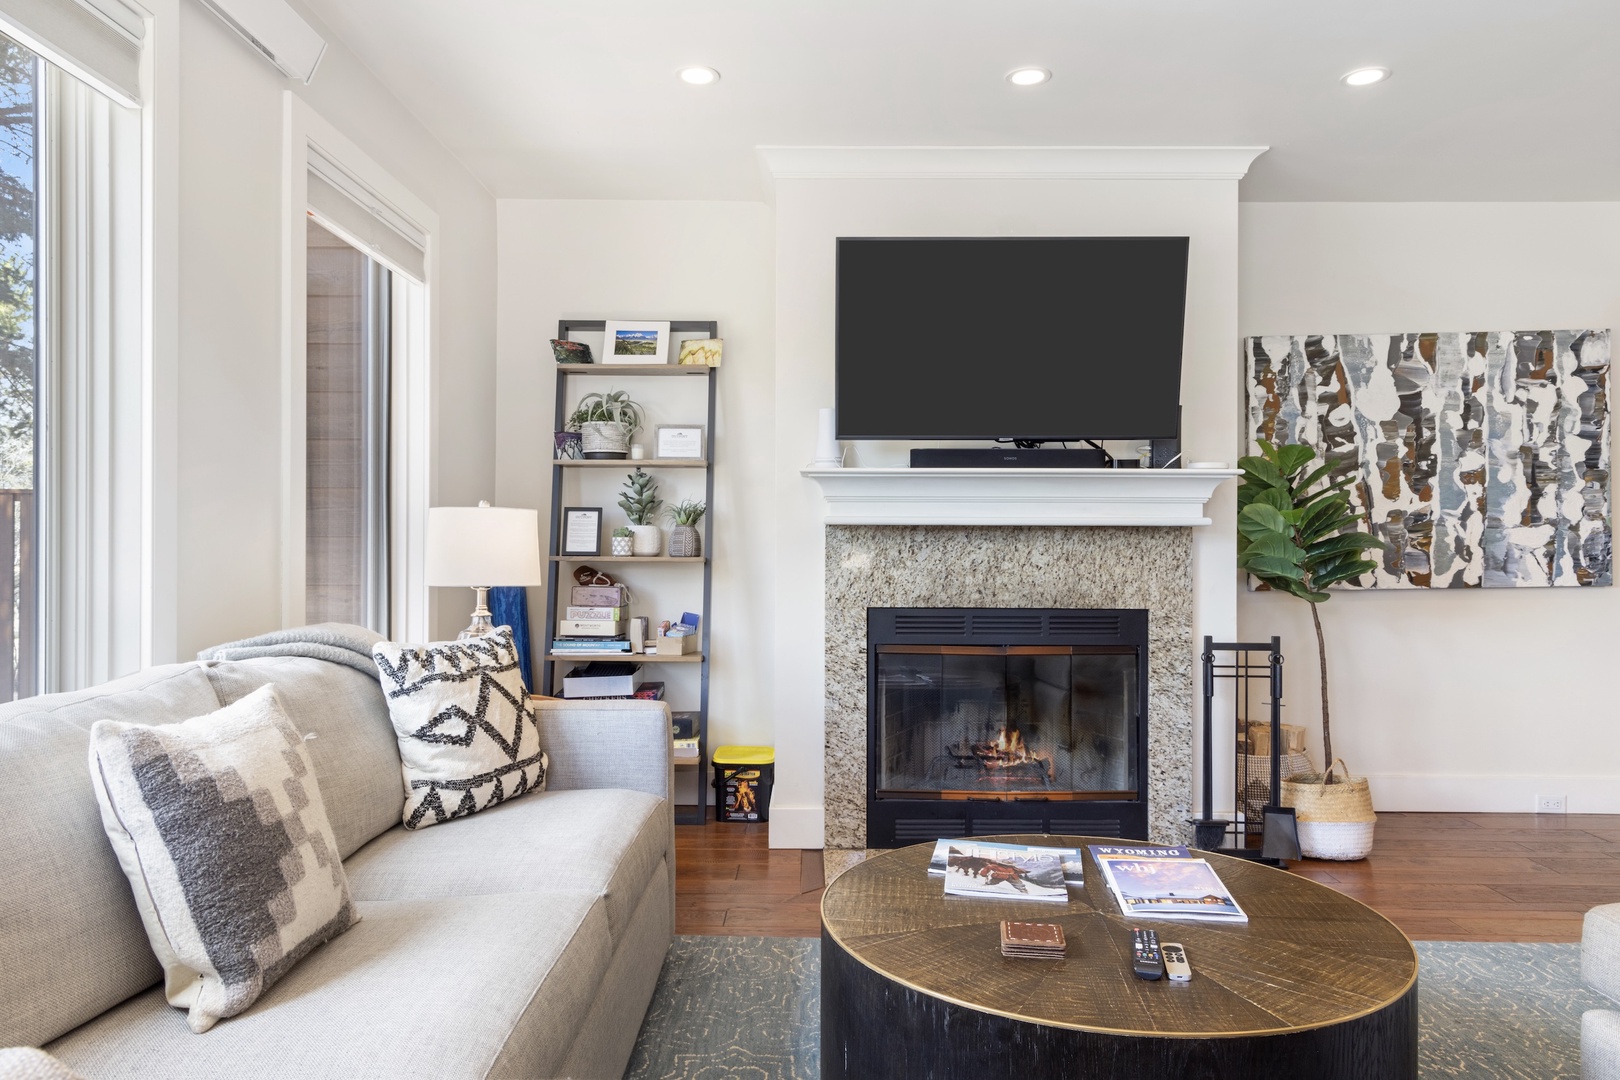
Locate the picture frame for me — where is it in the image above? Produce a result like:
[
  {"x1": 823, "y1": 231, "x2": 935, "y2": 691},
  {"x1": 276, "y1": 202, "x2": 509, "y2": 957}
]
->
[
  {"x1": 601, "y1": 320, "x2": 671, "y2": 365},
  {"x1": 677, "y1": 338, "x2": 723, "y2": 367},
  {"x1": 560, "y1": 507, "x2": 603, "y2": 556},
  {"x1": 655, "y1": 425, "x2": 706, "y2": 461}
]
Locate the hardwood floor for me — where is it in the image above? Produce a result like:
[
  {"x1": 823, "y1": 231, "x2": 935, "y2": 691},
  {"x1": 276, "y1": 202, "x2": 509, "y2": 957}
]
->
[{"x1": 674, "y1": 812, "x2": 1620, "y2": 941}]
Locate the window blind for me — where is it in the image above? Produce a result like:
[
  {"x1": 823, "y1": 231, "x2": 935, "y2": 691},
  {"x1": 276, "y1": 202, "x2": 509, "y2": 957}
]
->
[
  {"x1": 307, "y1": 147, "x2": 426, "y2": 282},
  {"x1": 0, "y1": 0, "x2": 143, "y2": 107}
]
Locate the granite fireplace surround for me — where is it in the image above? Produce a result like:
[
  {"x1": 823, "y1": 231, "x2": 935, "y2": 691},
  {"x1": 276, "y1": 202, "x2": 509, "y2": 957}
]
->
[{"x1": 824, "y1": 524, "x2": 1195, "y2": 850}]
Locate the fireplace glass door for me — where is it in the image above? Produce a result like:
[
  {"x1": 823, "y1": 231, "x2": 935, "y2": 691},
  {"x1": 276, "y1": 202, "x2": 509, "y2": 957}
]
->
[{"x1": 874, "y1": 646, "x2": 1138, "y2": 801}]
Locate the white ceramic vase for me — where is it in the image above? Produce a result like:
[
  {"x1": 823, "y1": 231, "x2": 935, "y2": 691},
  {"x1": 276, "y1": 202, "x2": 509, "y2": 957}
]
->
[{"x1": 629, "y1": 524, "x2": 662, "y2": 556}]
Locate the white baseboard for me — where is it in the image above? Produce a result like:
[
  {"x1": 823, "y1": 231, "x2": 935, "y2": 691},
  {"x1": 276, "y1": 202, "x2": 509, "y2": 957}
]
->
[
  {"x1": 767, "y1": 805, "x2": 825, "y2": 849},
  {"x1": 1358, "y1": 773, "x2": 1620, "y2": 815}
]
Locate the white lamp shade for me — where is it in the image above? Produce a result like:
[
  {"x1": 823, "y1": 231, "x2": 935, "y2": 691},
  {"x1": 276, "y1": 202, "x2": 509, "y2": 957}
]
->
[{"x1": 425, "y1": 505, "x2": 544, "y2": 587}]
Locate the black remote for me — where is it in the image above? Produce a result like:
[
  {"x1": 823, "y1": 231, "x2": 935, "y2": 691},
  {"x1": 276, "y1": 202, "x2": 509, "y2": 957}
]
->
[{"x1": 1132, "y1": 928, "x2": 1164, "y2": 981}]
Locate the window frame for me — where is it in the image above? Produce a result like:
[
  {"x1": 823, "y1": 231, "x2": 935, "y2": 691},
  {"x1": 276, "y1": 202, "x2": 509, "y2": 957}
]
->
[{"x1": 281, "y1": 93, "x2": 433, "y2": 642}]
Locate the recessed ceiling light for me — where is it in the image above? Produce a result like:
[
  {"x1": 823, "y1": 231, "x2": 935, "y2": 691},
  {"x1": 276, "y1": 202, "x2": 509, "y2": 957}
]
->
[
  {"x1": 1006, "y1": 67, "x2": 1051, "y2": 87},
  {"x1": 1341, "y1": 67, "x2": 1390, "y2": 87},
  {"x1": 678, "y1": 66, "x2": 720, "y2": 86}
]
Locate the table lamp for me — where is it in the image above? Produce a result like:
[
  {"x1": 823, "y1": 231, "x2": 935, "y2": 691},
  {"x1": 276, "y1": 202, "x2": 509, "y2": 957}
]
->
[{"x1": 425, "y1": 501, "x2": 545, "y2": 639}]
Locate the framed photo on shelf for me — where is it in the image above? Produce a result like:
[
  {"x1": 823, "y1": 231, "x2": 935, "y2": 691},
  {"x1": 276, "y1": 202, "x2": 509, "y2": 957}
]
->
[
  {"x1": 560, "y1": 507, "x2": 603, "y2": 556},
  {"x1": 601, "y1": 320, "x2": 671, "y2": 364},
  {"x1": 656, "y1": 425, "x2": 705, "y2": 460}
]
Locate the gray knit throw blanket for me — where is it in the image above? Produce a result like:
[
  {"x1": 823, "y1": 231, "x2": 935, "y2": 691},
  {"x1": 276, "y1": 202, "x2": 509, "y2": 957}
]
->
[{"x1": 197, "y1": 623, "x2": 386, "y2": 678}]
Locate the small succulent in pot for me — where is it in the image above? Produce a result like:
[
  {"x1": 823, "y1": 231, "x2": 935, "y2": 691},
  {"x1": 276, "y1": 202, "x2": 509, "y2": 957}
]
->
[
  {"x1": 610, "y1": 525, "x2": 633, "y2": 557},
  {"x1": 666, "y1": 499, "x2": 706, "y2": 558},
  {"x1": 567, "y1": 389, "x2": 643, "y2": 459},
  {"x1": 618, "y1": 469, "x2": 662, "y2": 555}
]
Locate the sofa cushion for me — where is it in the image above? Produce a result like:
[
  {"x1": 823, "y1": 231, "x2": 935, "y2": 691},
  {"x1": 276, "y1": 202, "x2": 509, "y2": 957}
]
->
[
  {"x1": 88, "y1": 685, "x2": 360, "y2": 1033},
  {"x1": 46, "y1": 892, "x2": 612, "y2": 1080},
  {"x1": 202, "y1": 656, "x2": 402, "y2": 858},
  {"x1": 344, "y1": 787, "x2": 667, "y2": 943},
  {"x1": 0, "y1": 664, "x2": 223, "y2": 1048},
  {"x1": 370, "y1": 628, "x2": 547, "y2": 829}
]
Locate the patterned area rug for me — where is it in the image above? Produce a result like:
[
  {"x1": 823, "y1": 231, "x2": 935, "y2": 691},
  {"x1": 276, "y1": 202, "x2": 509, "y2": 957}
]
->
[{"x1": 624, "y1": 937, "x2": 1606, "y2": 1080}]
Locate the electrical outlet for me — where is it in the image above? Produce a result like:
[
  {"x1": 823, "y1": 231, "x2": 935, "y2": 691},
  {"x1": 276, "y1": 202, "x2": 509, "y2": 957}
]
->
[{"x1": 1535, "y1": 794, "x2": 1567, "y2": 813}]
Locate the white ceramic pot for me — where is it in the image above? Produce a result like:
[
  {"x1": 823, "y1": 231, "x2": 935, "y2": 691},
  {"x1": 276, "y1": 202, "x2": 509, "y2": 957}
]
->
[
  {"x1": 611, "y1": 535, "x2": 633, "y2": 556},
  {"x1": 629, "y1": 524, "x2": 662, "y2": 556}
]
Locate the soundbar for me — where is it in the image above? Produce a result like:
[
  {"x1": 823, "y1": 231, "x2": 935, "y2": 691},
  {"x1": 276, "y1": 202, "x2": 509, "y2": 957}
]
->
[{"x1": 909, "y1": 447, "x2": 1109, "y2": 469}]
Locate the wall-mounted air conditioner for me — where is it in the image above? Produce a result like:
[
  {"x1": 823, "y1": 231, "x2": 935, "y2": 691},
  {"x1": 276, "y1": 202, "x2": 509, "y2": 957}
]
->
[{"x1": 196, "y1": 0, "x2": 326, "y2": 84}]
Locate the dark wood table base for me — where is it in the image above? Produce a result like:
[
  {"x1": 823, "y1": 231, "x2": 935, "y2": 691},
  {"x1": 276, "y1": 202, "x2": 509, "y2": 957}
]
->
[{"x1": 823, "y1": 927, "x2": 1418, "y2": 1079}]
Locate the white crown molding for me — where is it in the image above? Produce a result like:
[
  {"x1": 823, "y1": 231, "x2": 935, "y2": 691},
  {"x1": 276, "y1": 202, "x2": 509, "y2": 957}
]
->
[
  {"x1": 757, "y1": 145, "x2": 1268, "y2": 182},
  {"x1": 801, "y1": 467, "x2": 1238, "y2": 527}
]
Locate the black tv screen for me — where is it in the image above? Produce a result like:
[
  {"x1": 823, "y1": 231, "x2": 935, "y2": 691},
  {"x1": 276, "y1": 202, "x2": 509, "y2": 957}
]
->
[{"x1": 835, "y1": 236, "x2": 1188, "y2": 441}]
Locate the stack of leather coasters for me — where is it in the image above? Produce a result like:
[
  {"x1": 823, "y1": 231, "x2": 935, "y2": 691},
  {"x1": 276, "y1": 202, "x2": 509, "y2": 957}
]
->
[{"x1": 1000, "y1": 921, "x2": 1066, "y2": 960}]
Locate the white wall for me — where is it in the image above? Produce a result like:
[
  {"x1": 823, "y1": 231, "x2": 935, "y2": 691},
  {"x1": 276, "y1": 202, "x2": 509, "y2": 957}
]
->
[
  {"x1": 1239, "y1": 201, "x2": 1620, "y2": 813},
  {"x1": 171, "y1": 0, "x2": 496, "y2": 658},
  {"x1": 770, "y1": 177, "x2": 1244, "y2": 847},
  {"x1": 494, "y1": 200, "x2": 777, "y2": 793}
]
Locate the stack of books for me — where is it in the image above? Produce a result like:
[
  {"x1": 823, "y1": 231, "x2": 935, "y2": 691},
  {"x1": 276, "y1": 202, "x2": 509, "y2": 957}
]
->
[
  {"x1": 1088, "y1": 845, "x2": 1248, "y2": 923},
  {"x1": 554, "y1": 587, "x2": 632, "y2": 653}
]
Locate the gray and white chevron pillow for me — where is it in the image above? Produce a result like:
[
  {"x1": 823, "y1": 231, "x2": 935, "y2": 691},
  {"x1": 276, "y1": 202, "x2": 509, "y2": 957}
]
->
[
  {"x1": 371, "y1": 626, "x2": 548, "y2": 829},
  {"x1": 87, "y1": 684, "x2": 358, "y2": 1033}
]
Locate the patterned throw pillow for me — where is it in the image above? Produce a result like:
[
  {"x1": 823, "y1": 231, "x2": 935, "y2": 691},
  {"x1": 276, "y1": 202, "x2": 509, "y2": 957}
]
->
[
  {"x1": 87, "y1": 684, "x2": 358, "y2": 1034},
  {"x1": 370, "y1": 626, "x2": 547, "y2": 829}
]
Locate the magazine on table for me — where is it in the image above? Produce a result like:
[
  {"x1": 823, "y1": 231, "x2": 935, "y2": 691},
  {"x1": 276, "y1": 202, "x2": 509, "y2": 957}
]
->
[
  {"x1": 927, "y1": 839, "x2": 1083, "y2": 888},
  {"x1": 1087, "y1": 844, "x2": 1248, "y2": 922},
  {"x1": 931, "y1": 839, "x2": 1073, "y2": 902}
]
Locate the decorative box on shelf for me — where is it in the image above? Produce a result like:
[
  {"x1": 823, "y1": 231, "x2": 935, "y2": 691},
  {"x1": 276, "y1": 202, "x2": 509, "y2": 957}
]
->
[{"x1": 655, "y1": 634, "x2": 699, "y2": 656}]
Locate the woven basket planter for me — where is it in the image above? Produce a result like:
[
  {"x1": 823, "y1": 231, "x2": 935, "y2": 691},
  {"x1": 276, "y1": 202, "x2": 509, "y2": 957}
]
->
[
  {"x1": 668, "y1": 525, "x2": 701, "y2": 558},
  {"x1": 579, "y1": 422, "x2": 630, "y2": 458},
  {"x1": 1281, "y1": 758, "x2": 1376, "y2": 861}
]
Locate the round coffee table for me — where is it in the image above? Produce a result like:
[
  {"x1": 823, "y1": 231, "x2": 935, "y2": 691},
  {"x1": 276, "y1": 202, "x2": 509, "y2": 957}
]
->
[{"x1": 820, "y1": 835, "x2": 1417, "y2": 1079}]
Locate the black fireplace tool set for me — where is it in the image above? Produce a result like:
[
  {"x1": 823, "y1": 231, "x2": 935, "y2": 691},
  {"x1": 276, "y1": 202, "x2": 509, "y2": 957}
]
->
[{"x1": 1193, "y1": 635, "x2": 1303, "y2": 866}]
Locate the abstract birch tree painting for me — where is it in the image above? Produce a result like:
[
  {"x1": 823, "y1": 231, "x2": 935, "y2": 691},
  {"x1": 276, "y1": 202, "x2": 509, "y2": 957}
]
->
[{"x1": 1246, "y1": 330, "x2": 1611, "y2": 589}]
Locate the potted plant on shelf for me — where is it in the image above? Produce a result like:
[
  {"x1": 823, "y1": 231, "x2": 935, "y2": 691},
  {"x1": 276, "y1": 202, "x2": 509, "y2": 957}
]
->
[
  {"x1": 618, "y1": 468, "x2": 662, "y2": 555},
  {"x1": 1237, "y1": 439, "x2": 1386, "y2": 861},
  {"x1": 666, "y1": 499, "x2": 706, "y2": 558},
  {"x1": 567, "y1": 389, "x2": 643, "y2": 459},
  {"x1": 610, "y1": 526, "x2": 633, "y2": 557}
]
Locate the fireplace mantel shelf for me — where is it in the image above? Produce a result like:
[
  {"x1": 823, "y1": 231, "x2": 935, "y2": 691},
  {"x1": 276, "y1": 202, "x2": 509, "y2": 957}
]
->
[{"x1": 801, "y1": 466, "x2": 1238, "y2": 526}]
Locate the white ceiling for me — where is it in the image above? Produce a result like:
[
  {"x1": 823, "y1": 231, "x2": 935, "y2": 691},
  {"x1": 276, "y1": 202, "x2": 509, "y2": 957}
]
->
[{"x1": 301, "y1": 0, "x2": 1620, "y2": 202}]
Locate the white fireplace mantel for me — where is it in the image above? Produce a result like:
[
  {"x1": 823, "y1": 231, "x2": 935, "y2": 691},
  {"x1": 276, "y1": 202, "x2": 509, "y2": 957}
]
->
[{"x1": 801, "y1": 467, "x2": 1238, "y2": 527}]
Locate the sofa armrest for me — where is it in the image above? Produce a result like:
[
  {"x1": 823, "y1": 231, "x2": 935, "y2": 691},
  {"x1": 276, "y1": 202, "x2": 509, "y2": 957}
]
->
[
  {"x1": 1586, "y1": 904, "x2": 1620, "y2": 1006},
  {"x1": 532, "y1": 698, "x2": 672, "y2": 802}
]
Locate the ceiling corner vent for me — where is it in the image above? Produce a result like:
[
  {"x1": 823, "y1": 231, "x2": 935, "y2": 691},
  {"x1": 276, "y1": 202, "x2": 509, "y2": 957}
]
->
[{"x1": 197, "y1": 0, "x2": 326, "y2": 84}]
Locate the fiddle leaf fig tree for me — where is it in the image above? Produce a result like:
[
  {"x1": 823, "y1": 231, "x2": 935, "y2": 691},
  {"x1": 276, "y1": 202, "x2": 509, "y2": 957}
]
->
[{"x1": 1237, "y1": 440, "x2": 1385, "y2": 781}]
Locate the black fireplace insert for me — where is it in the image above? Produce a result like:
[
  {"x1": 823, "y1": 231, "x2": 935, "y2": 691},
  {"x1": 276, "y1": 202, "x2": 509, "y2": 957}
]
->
[{"x1": 866, "y1": 607, "x2": 1149, "y2": 847}]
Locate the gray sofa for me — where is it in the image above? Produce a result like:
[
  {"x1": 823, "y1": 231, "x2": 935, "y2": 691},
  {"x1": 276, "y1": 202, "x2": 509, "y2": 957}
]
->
[
  {"x1": 0, "y1": 652, "x2": 675, "y2": 1079},
  {"x1": 1588, "y1": 904, "x2": 1620, "y2": 1080}
]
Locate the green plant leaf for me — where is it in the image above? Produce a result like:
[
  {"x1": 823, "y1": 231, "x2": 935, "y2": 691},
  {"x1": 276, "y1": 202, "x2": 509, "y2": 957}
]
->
[
  {"x1": 1238, "y1": 502, "x2": 1291, "y2": 536},
  {"x1": 1255, "y1": 486, "x2": 1294, "y2": 515},
  {"x1": 1311, "y1": 558, "x2": 1379, "y2": 589},
  {"x1": 1295, "y1": 461, "x2": 1339, "y2": 492},
  {"x1": 1306, "y1": 533, "x2": 1386, "y2": 559},
  {"x1": 1275, "y1": 443, "x2": 1315, "y2": 476},
  {"x1": 1241, "y1": 554, "x2": 1307, "y2": 581},
  {"x1": 1244, "y1": 532, "x2": 1306, "y2": 562},
  {"x1": 1239, "y1": 456, "x2": 1286, "y2": 489}
]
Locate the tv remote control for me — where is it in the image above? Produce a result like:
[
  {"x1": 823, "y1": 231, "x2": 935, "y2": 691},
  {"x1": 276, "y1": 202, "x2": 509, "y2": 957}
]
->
[
  {"x1": 1162, "y1": 942, "x2": 1192, "y2": 982},
  {"x1": 1131, "y1": 928, "x2": 1164, "y2": 981}
]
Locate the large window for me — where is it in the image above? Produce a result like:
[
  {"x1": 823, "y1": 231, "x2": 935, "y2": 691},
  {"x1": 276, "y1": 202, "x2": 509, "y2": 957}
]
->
[
  {"x1": 305, "y1": 219, "x2": 390, "y2": 631},
  {"x1": 0, "y1": 34, "x2": 38, "y2": 701}
]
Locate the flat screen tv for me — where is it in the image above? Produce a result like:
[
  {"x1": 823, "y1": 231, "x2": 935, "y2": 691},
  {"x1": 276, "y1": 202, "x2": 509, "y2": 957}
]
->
[{"x1": 835, "y1": 236, "x2": 1188, "y2": 442}]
